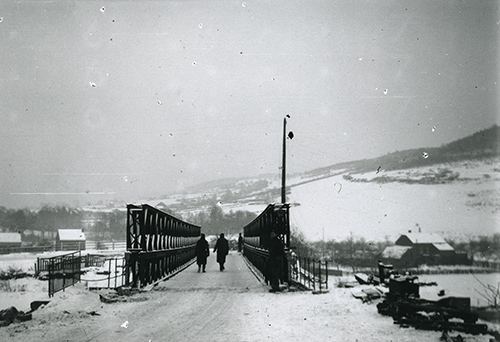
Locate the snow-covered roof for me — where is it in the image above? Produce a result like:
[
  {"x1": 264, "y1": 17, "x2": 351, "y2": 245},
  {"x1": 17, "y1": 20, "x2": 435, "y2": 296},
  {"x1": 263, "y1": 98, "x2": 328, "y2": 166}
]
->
[
  {"x1": 0, "y1": 232, "x2": 22, "y2": 244},
  {"x1": 58, "y1": 229, "x2": 86, "y2": 241},
  {"x1": 400, "y1": 233, "x2": 447, "y2": 244},
  {"x1": 381, "y1": 245, "x2": 412, "y2": 259},
  {"x1": 432, "y1": 242, "x2": 454, "y2": 251}
]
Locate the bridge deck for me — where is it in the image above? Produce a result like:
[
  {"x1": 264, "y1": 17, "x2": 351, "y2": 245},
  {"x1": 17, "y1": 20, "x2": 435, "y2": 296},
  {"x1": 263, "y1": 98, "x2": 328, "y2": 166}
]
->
[{"x1": 154, "y1": 251, "x2": 265, "y2": 293}]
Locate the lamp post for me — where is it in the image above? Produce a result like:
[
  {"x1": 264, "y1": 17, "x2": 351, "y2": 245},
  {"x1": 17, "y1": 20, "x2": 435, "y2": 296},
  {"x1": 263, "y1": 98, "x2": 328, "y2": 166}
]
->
[{"x1": 281, "y1": 116, "x2": 287, "y2": 204}]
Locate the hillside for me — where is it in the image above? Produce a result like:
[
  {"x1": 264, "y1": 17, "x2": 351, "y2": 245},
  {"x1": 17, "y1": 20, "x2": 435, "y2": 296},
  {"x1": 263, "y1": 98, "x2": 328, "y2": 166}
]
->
[
  {"x1": 137, "y1": 126, "x2": 499, "y2": 241},
  {"x1": 305, "y1": 125, "x2": 499, "y2": 177},
  {"x1": 178, "y1": 125, "x2": 499, "y2": 196}
]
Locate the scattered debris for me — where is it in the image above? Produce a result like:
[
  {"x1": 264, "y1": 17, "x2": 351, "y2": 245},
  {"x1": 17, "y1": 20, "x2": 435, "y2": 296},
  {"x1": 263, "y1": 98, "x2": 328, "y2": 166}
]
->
[
  {"x1": 416, "y1": 281, "x2": 437, "y2": 287},
  {"x1": 120, "y1": 320, "x2": 129, "y2": 328},
  {"x1": 30, "y1": 301, "x2": 50, "y2": 312},
  {"x1": 352, "y1": 287, "x2": 383, "y2": 303},
  {"x1": 354, "y1": 273, "x2": 371, "y2": 285},
  {"x1": 0, "y1": 267, "x2": 30, "y2": 280},
  {"x1": 376, "y1": 276, "x2": 488, "y2": 335},
  {"x1": 0, "y1": 307, "x2": 32, "y2": 327},
  {"x1": 99, "y1": 288, "x2": 148, "y2": 304},
  {"x1": 336, "y1": 279, "x2": 358, "y2": 288}
]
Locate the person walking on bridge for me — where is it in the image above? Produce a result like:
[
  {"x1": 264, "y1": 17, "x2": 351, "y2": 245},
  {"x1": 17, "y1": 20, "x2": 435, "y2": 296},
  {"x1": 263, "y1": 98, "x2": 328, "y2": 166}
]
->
[
  {"x1": 213, "y1": 233, "x2": 229, "y2": 271},
  {"x1": 195, "y1": 233, "x2": 209, "y2": 272},
  {"x1": 237, "y1": 233, "x2": 244, "y2": 253}
]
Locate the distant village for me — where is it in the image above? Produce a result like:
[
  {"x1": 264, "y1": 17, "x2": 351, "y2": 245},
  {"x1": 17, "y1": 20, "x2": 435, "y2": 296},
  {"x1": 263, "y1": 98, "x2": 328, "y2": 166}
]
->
[{"x1": 1, "y1": 214, "x2": 499, "y2": 272}]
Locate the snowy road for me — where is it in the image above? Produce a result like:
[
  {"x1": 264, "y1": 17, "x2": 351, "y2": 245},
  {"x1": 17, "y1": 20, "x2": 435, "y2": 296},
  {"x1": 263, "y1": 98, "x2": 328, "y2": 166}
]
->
[
  {"x1": 80, "y1": 252, "x2": 271, "y2": 342},
  {"x1": 0, "y1": 253, "x2": 494, "y2": 341}
]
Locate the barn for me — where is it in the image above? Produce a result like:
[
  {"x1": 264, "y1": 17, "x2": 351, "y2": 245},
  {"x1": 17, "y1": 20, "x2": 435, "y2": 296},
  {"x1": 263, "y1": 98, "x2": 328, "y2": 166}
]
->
[
  {"x1": 56, "y1": 229, "x2": 86, "y2": 251},
  {"x1": 0, "y1": 232, "x2": 22, "y2": 254},
  {"x1": 381, "y1": 232, "x2": 469, "y2": 267}
]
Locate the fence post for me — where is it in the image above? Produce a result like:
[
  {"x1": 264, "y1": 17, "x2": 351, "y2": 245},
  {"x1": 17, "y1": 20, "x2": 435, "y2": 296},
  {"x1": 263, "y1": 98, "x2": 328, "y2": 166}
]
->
[
  {"x1": 318, "y1": 260, "x2": 321, "y2": 291},
  {"x1": 325, "y1": 260, "x2": 329, "y2": 289},
  {"x1": 312, "y1": 260, "x2": 316, "y2": 291},
  {"x1": 308, "y1": 258, "x2": 311, "y2": 289},
  {"x1": 122, "y1": 258, "x2": 125, "y2": 287},
  {"x1": 62, "y1": 257, "x2": 66, "y2": 292},
  {"x1": 107, "y1": 259, "x2": 111, "y2": 288},
  {"x1": 49, "y1": 258, "x2": 54, "y2": 297}
]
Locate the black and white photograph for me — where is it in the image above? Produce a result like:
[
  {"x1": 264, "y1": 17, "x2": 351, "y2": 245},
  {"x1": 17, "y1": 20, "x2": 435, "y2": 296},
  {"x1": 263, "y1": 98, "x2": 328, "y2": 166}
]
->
[{"x1": 0, "y1": 0, "x2": 498, "y2": 341}]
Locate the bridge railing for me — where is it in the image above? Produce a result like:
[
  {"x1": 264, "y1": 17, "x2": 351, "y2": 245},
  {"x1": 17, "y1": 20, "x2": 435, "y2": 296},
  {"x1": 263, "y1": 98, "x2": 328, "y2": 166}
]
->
[
  {"x1": 125, "y1": 204, "x2": 200, "y2": 288},
  {"x1": 243, "y1": 243, "x2": 270, "y2": 281},
  {"x1": 36, "y1": 253, "x2": 107, "y2": 276},
  {"x1": 288, "y1": 253, "x2": 328, "y2": 291},
  {"x1": 83, "y1": 256, "x2": 126, "y2": 289},
  {"x1": 46, "y1": 251, "x2": 82, "y2": 297},
  {"x1": 243, "y1": 203, "x2": 290, "y2": 285}
]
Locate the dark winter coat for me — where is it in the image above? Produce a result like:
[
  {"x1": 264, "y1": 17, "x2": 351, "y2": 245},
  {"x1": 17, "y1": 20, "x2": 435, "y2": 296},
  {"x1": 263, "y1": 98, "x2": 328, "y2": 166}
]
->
[
  {"x1": 267, "y1": 236, "x2": 285, "y2": 289},
  {"x1": 237, "y1": 235, "x2": 244, "y2": 252},
  {"x1": 195, "y1": 238, "x2": 209, "y2": 265},
  {"x1": 268, "y1": 236, "x2": 285, "y2": 258},
  {"x1": 213, "y1": 237, "x2": 229, "y2": 264}
]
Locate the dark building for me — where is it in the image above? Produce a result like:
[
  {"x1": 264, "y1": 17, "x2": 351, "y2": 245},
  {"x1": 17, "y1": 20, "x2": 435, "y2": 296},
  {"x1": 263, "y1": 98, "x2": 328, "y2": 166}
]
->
[{"x1": 381, "y1": 233, "x2": 469, "y2": 268}]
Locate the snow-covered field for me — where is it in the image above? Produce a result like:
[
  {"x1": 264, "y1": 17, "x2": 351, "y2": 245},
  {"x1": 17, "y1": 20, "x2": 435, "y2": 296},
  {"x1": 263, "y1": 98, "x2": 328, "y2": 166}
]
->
[
  {"x1": 350, "y1": 159, "x2": 499, "y2": 183},
  {"x1": 0, "y1": 253, "x2": 38, "y2": 274},
  {"x1": 289, "y1": 171, "x2": 498, "y2": 241}
]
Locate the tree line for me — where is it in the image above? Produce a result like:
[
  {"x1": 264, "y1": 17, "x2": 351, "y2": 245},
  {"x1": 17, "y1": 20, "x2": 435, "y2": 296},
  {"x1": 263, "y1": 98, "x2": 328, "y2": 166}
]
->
[
  {"x1": 289, "y1": 231, "x2": 500, "y2": 266},
  {"x1": 0, "y1": 206, "x2": 127, "y2": 243},
  {"x1": 0, "y1": 206, "x2": 82, "y2": 239},
  {"x1": 184, "y1": 204, "x2": 257, "y2": 236}
]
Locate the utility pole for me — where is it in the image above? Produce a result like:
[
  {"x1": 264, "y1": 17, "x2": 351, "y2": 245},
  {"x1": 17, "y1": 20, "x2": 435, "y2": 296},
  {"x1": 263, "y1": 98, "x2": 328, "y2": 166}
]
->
[{"x1": 281, "y1": 117, "x2": 287, "y2": 204}]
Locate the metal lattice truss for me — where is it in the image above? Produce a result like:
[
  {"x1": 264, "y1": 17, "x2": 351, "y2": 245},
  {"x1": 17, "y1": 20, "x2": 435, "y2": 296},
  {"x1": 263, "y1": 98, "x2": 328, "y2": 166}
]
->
[
  {"x1": 243, "y1": 203, "x2": 290, "y2": 249},
  {"x1": 126, "y1": 204, "x2": 200, "y2": 252}
]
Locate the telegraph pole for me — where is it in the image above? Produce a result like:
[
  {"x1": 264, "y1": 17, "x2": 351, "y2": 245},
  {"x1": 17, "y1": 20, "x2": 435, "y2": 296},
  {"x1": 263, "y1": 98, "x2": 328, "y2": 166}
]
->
[{"x1": 281, "y1": 117, "x2": 287, "y2": 204}]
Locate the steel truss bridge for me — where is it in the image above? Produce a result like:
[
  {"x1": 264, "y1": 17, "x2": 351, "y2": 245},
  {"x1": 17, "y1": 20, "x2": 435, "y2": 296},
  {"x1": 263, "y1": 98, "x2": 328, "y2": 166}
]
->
[
  {"x1": 125, "y1": 204, "x2": 200, "y2": 288},
  {"x1": 243, "y1": 203, "x2": 328, "y2": 291}
]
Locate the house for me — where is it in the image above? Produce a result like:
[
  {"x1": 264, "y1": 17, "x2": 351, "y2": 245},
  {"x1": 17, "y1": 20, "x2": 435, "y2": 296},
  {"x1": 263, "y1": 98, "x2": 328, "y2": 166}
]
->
[
  {"x1": 0, "y1": 232, "x2": 22, "y2": 253},
  {"x1": 381, "y1": 232, "x2": 469, "y2": 267},
  {"x1": 56, "y1": 229, "x2": 86, "y2": 251}
]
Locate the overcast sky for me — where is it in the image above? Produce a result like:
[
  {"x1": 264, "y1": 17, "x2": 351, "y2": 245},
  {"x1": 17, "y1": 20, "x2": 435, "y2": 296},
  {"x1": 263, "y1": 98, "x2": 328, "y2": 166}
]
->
[{"x1": 0, "y1": 0, "x2": 498, "y2": 208}]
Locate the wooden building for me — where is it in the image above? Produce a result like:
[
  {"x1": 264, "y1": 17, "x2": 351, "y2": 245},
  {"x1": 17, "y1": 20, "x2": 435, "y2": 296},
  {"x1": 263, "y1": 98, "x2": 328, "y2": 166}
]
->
[
  {"x1": 381, "y1": 232, "x2": 469, "y2": 267},
  {"x1": 56, "y1": 229, "x2": 86, "y2": 251},
  {"x1": 0, "y1": 232, "x2": 22, "y2": 253}
]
